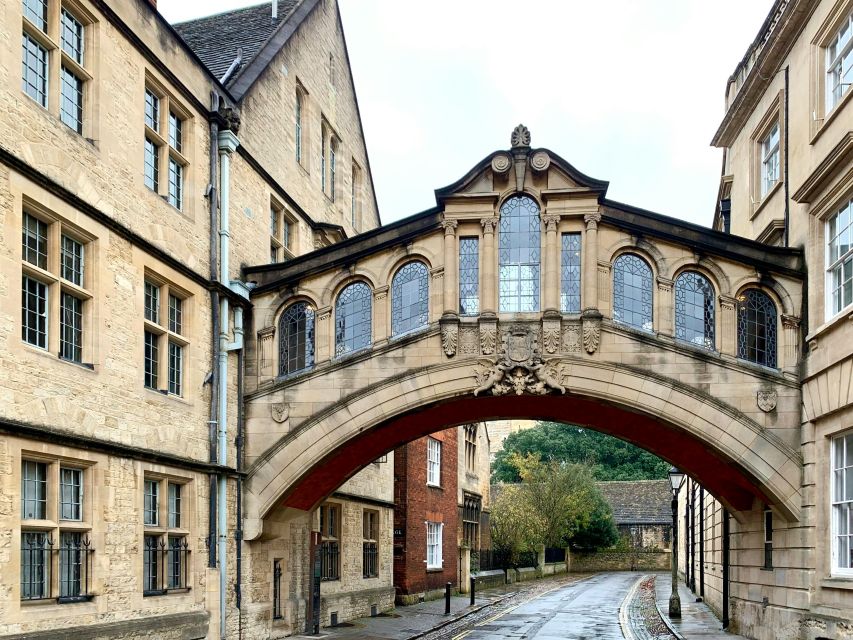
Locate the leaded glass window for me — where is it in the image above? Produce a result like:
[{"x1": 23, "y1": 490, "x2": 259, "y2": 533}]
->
[
  {"x1": 499, "y1": 195, "x2": 540, "y2": 312},
  {"x1": 392, "y1": 262, "x2": 429, "y2": 336},
  {"x1": 560, "y1": 233, "x2": 581, "y2": 313},
  {"x1": 737, "y1": 289, "x2": 777, "y2": 368},
  {"x1": 674, "y1": 271, "x2": 715, "y2": 349},
  {"x1": 279, "y1": 302, "x2": 315, "y2": 375},
  {"x1": 335, "y1": 282, "x2": 371, "y2": 356},
  {"x1": 459, "y1": 237, "x2": 479, "y2": 315},
  {"x1": 613, "y1": 254, "x2": 653, "y2": 331}
]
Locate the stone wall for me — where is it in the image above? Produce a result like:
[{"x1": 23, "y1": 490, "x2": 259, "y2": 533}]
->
[{"x1": 569, "y1": 550, "x2": 670, "y2": 573}]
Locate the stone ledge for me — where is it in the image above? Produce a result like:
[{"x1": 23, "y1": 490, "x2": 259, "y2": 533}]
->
[
  {"x1": 0, "y1": 611, "x2": 209, "y2": 640},
  {"x1": 820, "y1": 578, "x2": 853, "y2": 591}
]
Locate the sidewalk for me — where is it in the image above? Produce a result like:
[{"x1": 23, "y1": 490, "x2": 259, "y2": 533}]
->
[
  {"x1": 654, "y1": 573, "x2": 747, "y2": 639},
  {"x1": 290, "y1": 576, "x2": 563, "y2": 640}
]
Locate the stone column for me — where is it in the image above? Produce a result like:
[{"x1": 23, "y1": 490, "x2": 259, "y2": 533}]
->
[
  {"x1": 542, "y1": 213, "x2": 561, "y2": 315},
  {"x1": 719, "y1": 295, "x2": 737, "y2": 357},
  {"x1": 315, "y1": 306, "x2": 332, "y2": 361},
  {"x1": 657, "y1": 277, "x2": 674, "y2": 336},
  {"x1": 480, "y1": 216, "x2": 499, "y2": 316},
  {"x1": 536, "y1": 543, "x2": 546, "y2": 576},
  {"x1": 582, "y1": 212, "x2": 601, "y2": 313},
  {"x1": 459, "y1": 545, "x2": 471, "y2": 593},
  {"x1": 441, "y1": 220, "x2": 458, "y2": 317},
  {"x1": 258, "y1": 326, "x2": 276, "y2": 382},
  {"x1": 781, "y1": 314, "x2": 800, "y2": 371},
  {"x1": 373, "y1": 286, "x2": 389, "y2": 344}
]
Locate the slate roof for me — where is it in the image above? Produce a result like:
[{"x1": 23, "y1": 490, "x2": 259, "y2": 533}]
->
[
  {"x1": 173, "y1": 0, "x2": 300, "y2": 82},
  {"x1": 596, "y1": 480, "x2": 671, "y2": 526}
]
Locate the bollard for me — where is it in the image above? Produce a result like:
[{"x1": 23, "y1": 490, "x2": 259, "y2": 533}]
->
[
  {"x1": 445, "y1": 582, "x2": 452, "y2": 615},
  {"x1": 470, "y1": 577, "x2": 476, "y2": 606}
]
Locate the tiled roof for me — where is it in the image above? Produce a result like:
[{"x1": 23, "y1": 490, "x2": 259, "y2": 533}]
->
[
  {"x1": 596, "y1": 480, "x2": 671, "y2": 525},
  {"x1": 173, "y1": 0, "x2": 300, "y2": 83}
]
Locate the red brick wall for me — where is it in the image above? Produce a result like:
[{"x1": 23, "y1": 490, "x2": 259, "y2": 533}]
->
[{"x1": 393, "y1": 428, "x2": 458, "y2": 596}]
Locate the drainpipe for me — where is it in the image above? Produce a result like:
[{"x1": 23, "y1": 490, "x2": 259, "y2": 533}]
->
[
  {"x1": 783, "y1": 65, "x2": 790, "y2": 248},
  {"x1": 217, "y1": 128, "x2": 240, "y2": 640},
  {"x1": 699, "y1": 486, "x2": 704, "y2": 599},
  {"x1": 208, "y1": 93, "x2": 221, "y2": 569},
  {"x1": 722, "y1": 509, "x2": 730, "y2": 628}
]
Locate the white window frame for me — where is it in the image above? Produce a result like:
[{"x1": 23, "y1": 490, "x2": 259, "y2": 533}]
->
[
  {"x1": 426, "y1": 521, "x2": 443, "y2": 569},
  {"x1": 426, "y1": 437, "x2": 441, "y2": 487},
  {"x1": 826, "y1": 199, "x2": 853, "y2": 320},
  {"x1": 827, "y1": 11, "x2": 853, "y2": 113},
  {"x1": 760, "y1": 123, "x2": 780, "y2": 198},
  {"x1": 832, "y1": 431, "x2": 853, "y2": 577}
]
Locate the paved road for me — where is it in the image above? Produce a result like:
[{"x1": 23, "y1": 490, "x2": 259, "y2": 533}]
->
[{"x1": 454, "y1": 572, "x2": 638, "y2": 639}]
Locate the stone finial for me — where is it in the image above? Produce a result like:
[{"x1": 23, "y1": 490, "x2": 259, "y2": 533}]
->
[{"x1": 511, "y1": 124, "x2": 531, "y2": 148}]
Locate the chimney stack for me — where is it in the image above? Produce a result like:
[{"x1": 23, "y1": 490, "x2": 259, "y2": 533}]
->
[{"x1": 271, "y1": 0, "x2": 277, "y2": 20}]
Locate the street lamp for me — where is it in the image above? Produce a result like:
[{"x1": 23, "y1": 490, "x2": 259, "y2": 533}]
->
[{"x1": 668, "y1": 466, "x2": 686, "y2": 619}]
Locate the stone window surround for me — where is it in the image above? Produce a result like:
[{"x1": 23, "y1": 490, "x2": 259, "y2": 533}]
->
[
  {"x1": 20, "y1": 0, "x2": 97, "y2": 139},
  {"x1": 141, "y1": 470, "x2": 192, "y2": 596},
  {"x1": 830, "y1": 429, "x2": 853, "y2": 578},
  {"x1": 20, "y1": 198, "x2": 95, "y2": 367},
  {"x1": 142, "y1": 270, "x2": 190, "y2": 399},
  {"x1": 825, "y1": 198, "x2": 853, "y2": 320},
  {"x1": 18, "y1": 452, "x2": 94, "y2": 604},
  {"x1": 270, "y1": 195, "x2": 297, "y2": 263},
  {"x1": 143, "y1": 73, "x2": 192, "y2": 215},
  {"x1": 749, "y1": 91, "x2": 784, "y2": 218},
  {"x1": 810, "y1": 0, "x2": 853, "y2": 142}
]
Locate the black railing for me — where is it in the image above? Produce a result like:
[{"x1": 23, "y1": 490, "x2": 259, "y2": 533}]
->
[
  {"x1": 21, "y1": 534, "x2": 95, "y2": 603},
  {"x1": 58, "y1": 536, "x2": 93, "y2": 602},
  {"x1": 21, "y1": 534, "x2": 52, "y2": 601},
  {"x1": 517, "y1": 550, "x2": 537, "y2": 568},
  {"x1": 363, "y1": 542, "x2": 378, "y2": 578},
  {"x1": 272, "y1": 560, "x2": 282, "y2": 619},
  {"x1": 320, "y1": 541, "x2": 339, "y2": 581},
  {"x1": 475, "y1": 549, "x2": 538, "y2": 572},
  {"x1": 144, "y1": 536, "x2": 190, "y2": 596},
  {"x1": 544, "y1": 547, "x2": 566, "y2": 564}
]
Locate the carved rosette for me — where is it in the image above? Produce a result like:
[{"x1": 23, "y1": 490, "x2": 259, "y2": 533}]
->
[
  {"x1": 757, "y1": 390, "x2": 777, "y2": 413},
  {"x1": 582, "y1": 315, "x2": 601, "y2": 354},
  {"x1": 491, "y1": 153, "x2": 512, "y2": 176},
  {"x1": 473, "y1": 325, "x2": 566, "y2": 396},
  {"x1": 530, "y1": 150, "x2": 550, "y2": 173},
  {"x1": 441, "y1": 322, "x2": 458, "y2": 357}
]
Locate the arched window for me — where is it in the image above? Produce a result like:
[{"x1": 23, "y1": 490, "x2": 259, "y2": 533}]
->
[
  {"x1": 674, "y1": 271, "x2": 715, "y2": 349},
  {"x1": 613, "y1": 254, "x2": 653, "y2": 331},
  {"x1": 499, "y1": 195, "x2": 540, "y2": 312},
  {"x1": 335, "y1": 282, "x2": 372, "y2": 355},
  {"x1": 391, "y1": 261, "x2": 429, "y2": 336},
  {"x1": 278, "y1": 302, "x2": 315, "y2": 376},
  {"x1": 737, "y1": 289, "x2": 777, "y2": 367}
]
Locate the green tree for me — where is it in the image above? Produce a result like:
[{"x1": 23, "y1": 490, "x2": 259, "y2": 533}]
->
[{"x1": 492, "y1": 421, "x2": 670, "y2": 483}]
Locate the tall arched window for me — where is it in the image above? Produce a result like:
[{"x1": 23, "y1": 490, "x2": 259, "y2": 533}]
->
[
  {"x1": 675, "y1": 271, "x2": 715, "y2": 349},
  {"x1": 335, "y1": 282, "x2": 372, "y2": 355},
  {"x1": 613, "y1": 254, "x2": 653, "y2": 331},
  {"x1": 499, "y1": 195, "x2": 540, "y2": 312},
  {"x1": 279, "y1": 302, "x2": 315, "y2": 376},
  {"x1": 737, "y1": 289, "x2": 777, "y2": 367},
  {"x1": 391, "y1": 261, "x2": 429, "y2": 336}
]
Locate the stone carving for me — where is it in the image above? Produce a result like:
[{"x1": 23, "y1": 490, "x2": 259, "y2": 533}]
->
[
  {"x1": 481, "y1": 216, "x2": 499, "y2": 234},
  {"x1": 511, "y1": 124, "x2": 531, "y2": 148},
  {"x1": 582, "y1": 316, "x2": 601, "y2": 354},
  {"x1": 459, "y1": 328, "x2": 479, "y2": 355},
  {"x1": 441, "y1": 323, "x2": 458, "y2": 357},
  {"x1": 480, "y1": 326, "x2": 497, "y2": 355},
  {"x1": 473, "y1": 326, "x2": 565, "y2": 396},
  {"x1": 563, "y1": 324, "x2": 581, "y2": 352},
  {"x1": 542, "y1": 325, "x2": 560, "y2": 354},
  {"x1": 757, "y1": 390, "x2": 777, "y2": 413},
  {"x1": 530, "y1": 150, "x2": 550, "y2": 173},
  {"x1": 441, "y1": 219, "x2": 458, "y2": 234},
  {"x1": 542, "y1": 213, "x2": 561, "y2": 233},
  {"x1": 491, "y1": 153, "x2": 512, "y2": 176},
  {"x1": 271, "y1": 402, "x2": 289, "y2": 423}
]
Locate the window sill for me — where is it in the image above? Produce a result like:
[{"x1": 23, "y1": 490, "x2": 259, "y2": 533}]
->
[
  {"x1": 750, "y1": 180, "x2": 782, "y2": 221},
  {"x1": 821, "y1": 577, "x2": 853, "y2": 590},
  {"x1": 144, "y1": 387, "x2": 191, "y2": 405},
  {"x1": 426, "y1": 483, "x2": 442, "y2": 490},
  {"x1": 426, "y1": 567, "x2": 444, "y2": 573},
  {"x1": 811, "y1": 88, "x2": 853, "y2": 146},
  {"x1": 807, "y1": 306, "x2": 853, "y2": 344}
]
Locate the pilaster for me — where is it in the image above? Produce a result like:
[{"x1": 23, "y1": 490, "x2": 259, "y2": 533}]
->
[
  {"x1": 719, "y1": 295, "x2": 737, "y2": 357},
  {"x1": 480, "y1": 216, "x2": 499, "y2": 316},
  {"x1": 441, "y1": 219, "x2": 459, "y2": 317}
]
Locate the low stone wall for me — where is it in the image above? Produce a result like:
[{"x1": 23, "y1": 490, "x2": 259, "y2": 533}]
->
[
  {"x1": 0, "y1": 611, "x2": 209, "y2": 640},
  {"x1": 569, "y1": 550, "x2": 670, "y2": 573},
  {"x1": 472, "y1": 569, "x2": 506, "y2": 590},
  {"x1": 516, "y1": 567, "x2": 539, "y2": 582},
  {"x1": 322, "y1": 586, "x2": 395, "y2": 626},
  {"x1": 542, "y1": 561, "x2": 567, "y2": 576}
]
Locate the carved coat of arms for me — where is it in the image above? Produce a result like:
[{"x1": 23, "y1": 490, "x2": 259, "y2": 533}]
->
[{"x1": 473, "y1": 326, "x2": 565, "y2": 396}]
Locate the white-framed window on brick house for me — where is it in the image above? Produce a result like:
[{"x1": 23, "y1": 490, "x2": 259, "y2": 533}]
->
[
  {"x1": 760, "y1": 123, "x2": 780, "y2": 198},
  {"x1": 319, "y1": 503, "x2": 340, "y2": 581},
  {"x1": 427, "y1": 437, "x2": 441, "y2": 487},
  {"x1": 832, "y1": 431, "x2": 853, "y2": 576},
  {"x1": 143, "y1": 78, "x2": 190, "y2": 211},
  {"x1": 21, "y1": 0, "x2": 94, "y2": 136},
  {"x1": 20, "y1": 457, "x2": 94, "y2": 602},
  {"x1": 270, "y1": 198, "x2": 296, "y2": 263},
  {"x1": 143, "y1": 475, "x2": 190, "y2": 595},
  {"x1": 21, "y1": 206, "x2": 93, "y2": 365},
  {"x1": 827, "y1": 198, "x2": 853, "y2": 318},
  {"x1": 142, "y1": 274, "x2": 189, "y2": 397},
  {"x1": 362, "y1": 510, "x2": 379, "y2": 578},
  {"x1": 827, "y1": 11, "x2": 853, "y2": 113},
  {"x1": 426, "y1": 521, "x2": 443, "y2": 569}
]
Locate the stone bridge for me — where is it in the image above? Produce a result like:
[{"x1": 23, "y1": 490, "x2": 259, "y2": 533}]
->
[{"x1": 240, "y1": 126, "x2": 805, "y2": 542}]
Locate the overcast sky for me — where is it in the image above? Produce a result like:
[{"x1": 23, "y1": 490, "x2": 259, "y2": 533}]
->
[{"x1": 161, "y1": 1, "x2": 773, "y2": 227}]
